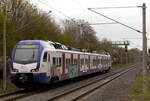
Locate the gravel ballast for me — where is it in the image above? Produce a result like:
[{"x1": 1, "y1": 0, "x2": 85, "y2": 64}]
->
[{"x1": 81, "y1": 63, "x2": 141, "y2": 101}]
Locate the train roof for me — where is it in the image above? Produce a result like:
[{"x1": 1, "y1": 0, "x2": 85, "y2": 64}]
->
[
  {"x1": 55, "y1": 49, "x2": 110, "y2": 57},
  {"x1": 16, "y1": 40, "x2": 110, "y2": 57}
]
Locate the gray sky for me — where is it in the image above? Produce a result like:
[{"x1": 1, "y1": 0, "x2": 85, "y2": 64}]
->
[{"x1": 30, "y1": 0, "x2": 150, "y2": 50}]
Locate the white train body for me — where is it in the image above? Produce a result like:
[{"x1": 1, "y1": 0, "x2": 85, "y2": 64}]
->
[{"x1": 10, "y1": 40, "x2": 111, "y2": 88}]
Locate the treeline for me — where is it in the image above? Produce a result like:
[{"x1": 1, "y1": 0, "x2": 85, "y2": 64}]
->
[{"x1": 0, "y1": 0, "x2": 141, "y2": 68}]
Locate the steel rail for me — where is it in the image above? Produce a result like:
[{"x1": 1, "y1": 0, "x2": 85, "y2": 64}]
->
[
  {"x1": 0, "y1": 89, "x2": 23, "y2": 98},
  {"x1": 2, "y1": 88, "x2": 46, "y2": 101},
  {"x1": 47, "y1": 64, "x2": 137, "y2": 101},
  {"x1": 72, "y1": 65, "x2": 136, "y2": 101}
]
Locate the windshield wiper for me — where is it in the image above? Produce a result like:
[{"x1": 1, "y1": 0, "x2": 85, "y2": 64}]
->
[
  {"x1": 32, "y1": 50, "x2": 35, "y2": 59},
  {"x1": 28, "y1": 49, "x2": 35, "y2": 62}
]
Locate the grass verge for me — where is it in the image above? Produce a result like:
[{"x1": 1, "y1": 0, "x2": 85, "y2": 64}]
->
[{"x1": 121, "y1": 71, "x2": 150, "y2": 101}]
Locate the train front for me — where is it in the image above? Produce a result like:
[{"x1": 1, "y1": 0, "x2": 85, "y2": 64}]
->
[{"x1": 10, "y1": 40, "x2": 47, "y2": 88}]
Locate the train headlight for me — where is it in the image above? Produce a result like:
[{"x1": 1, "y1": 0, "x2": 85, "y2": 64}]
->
[
  {"x1": 31, "y1": 68, "x2": 38, "y2": 72},
  {"x1": 12, "y1": 69, "x2": 18, "y2": 72}
]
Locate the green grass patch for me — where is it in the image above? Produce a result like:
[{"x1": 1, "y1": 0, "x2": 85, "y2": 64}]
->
[
  {"x1": 0, "y1": 78, "x2": 20, "y2": 94},
  {"x1": 112, "y1": 64, "x2": 126, "y2": 70},
  {"x1": 123, "y1": 72, "x2": 150, "y2": 101}
]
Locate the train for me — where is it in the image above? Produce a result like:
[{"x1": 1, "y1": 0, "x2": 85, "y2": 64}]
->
[{"x1": 10, "y1": 40, "x2": 112, "y2": 88}]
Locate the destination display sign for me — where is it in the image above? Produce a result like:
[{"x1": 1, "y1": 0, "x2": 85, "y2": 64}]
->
[{"x1": 16, "y1": 45, "x2": 39, "y2": 48}]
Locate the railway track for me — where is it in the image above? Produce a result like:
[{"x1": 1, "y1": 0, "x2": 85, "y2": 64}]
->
[
  {"x1": 0, "y1": 90, "x2": 23, "y2": 99},
  {"x1": 0, "y1": 88, "x2": 46, "y2": 101},
  {"x1": 47, "y1": 64, "x2": 137, "y2": 101},
  {"x1": 0, "y1": 64, "x2": 138, "y2": 101},
  {"x1": 0, "y1": 90, "x2": 32, "y2": 101}
]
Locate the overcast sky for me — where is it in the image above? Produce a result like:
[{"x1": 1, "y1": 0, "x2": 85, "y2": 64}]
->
[{"x1": 30, "y1": 0, "x2": 150, "y2": 50}]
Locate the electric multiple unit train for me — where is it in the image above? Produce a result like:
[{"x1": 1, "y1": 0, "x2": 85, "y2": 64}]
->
[{"x1": 10, "y1": 40, "x2": 112, "y2": 88}]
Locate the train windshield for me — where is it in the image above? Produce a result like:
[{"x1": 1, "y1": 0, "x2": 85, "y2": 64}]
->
[{"x1": 14, "y1": 45, "x2": 39, "y2": 64}]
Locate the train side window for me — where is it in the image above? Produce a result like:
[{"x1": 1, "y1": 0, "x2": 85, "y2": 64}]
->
[
  {"x1": 57, "y1": 58, "x2": 59, "y2": 66},
  {"x1": 48, "y1": 54, "x2": 50, "y2": 62},
  {"x1": 101, "y1": 59, "x2": 103, "y2": 65},
  {"x1": 81, "y1": 58, "x2": 84, "y2": 66},
  {"x1": 98, "y1": 59, "x2": 100, "y2": 65},
  {"x1": 59, "y1": 57, "x2": 62, "y2": 66},
  {"x1": 96, "y1": 59, "x2": 99, "y2": 66},
  {"x1": 74, "y1": 59, "x2": 77, "y2": 65},
  {"x1": 85, "y1": 58, "x2": 89, "y2": 66},
  {"x1": 93, "y1": 59, "x2": 97, "y2": 66},
  {"x1": 85, "y1": 59, "x2": 88, "y2": 65},
  {"x1": 66, "y1": 58, "x2": 71, "y2": 68},
  {"x1": 92, "y1": 59, "x2": 94, "y2": 66},
  {"x1": 53, "y1": 57, "x2": 56, "y2": 65},
  {"x1": 103, "y1": 59, "x2": 105, "y2": 65},
  {"x1": 43, "y1": 52, "x2": 47, "y2": 62}
]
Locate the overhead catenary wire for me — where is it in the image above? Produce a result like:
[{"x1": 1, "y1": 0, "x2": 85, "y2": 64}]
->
[
  {"x1": 123, "y1": 38, "x2": 142, "y2": 40},
  {"x1": 38, "y1": 0, "x2": 145, "y2": 50},
  {"x1": 90, "y1": 22, "x2": 118, "y2": 25},
  {"x1": 72, "y1": 0, "x2": 144, "y2": 50},
  {"x1": 90, "y1": 6, "x2": 142, "y2": 9},
  {"x1": 11, "y1": 11, "x2": 52, "y2": 33},
  {"x1": 38, "y1": 0, "x2": 143, "y2": 34},
  {"x1": 123, "y1": 38, "x2": 150, "y2": 40},
  {"x1": 38, "y1": 0, "x2": 93, "y2": 40},
  {"x1": 88, "y1": 8, "x2": 142, "y2": 33},
  {"x1": 38, "y1": 0, "x2": 72, "y2": 19},
  {"x1": 38, "y1": 0, "x2": 84, "y2": 28},
  {"x1": 72, "y1": 0, "x2": 118, "y2": 25},
  {"x1": 71, "y1": 0, "x2": 87, "y2": 22},
  {"x1": 73, "y1": 1, "x2": 144, "y2": 46}
]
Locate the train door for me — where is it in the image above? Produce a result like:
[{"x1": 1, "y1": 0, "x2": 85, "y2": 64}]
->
[
  {"x1": 96, "y1": 56, "x2": 98, "y2": 69},
  {"x1": 56, "y1": 53, "x2": 62, "y2": 80},
  {"x1": 106, "y1": 57, "x2": 108, "y2": 69},
  {"x1": 41, "y1": 51, "x2": 51, "y2": 78},
  {"x1": 90, "y1": 55, "x2": 93, "y2": 70},
  {"x1": 41, "y1": 51, "x2": 48, "y2": 73},
  {"x1": 51, "y1": 52, "x2": 59, "y2": 78},
  {"x1": 80, "y1": 54, "x2": 85, "y2": 72},
  {"x1": 69, "y1": 54, "x2": 78, "y2": 78},
  {"x1": 84, "y1": 55, "x2": 88, "y2": 72},
  {"x1": 77, "y1": 54, "x2": 80, "y2": 75},
  {"x1": 88, "y1": 55, "x2": 90, "y2": 70},
  {"x1": 62, "y1": 53, "x2": 65, "y2": 78},
  {"x1": 65, "y1": 53, "x2": 71, "y2": 75},
  {"x1": 99, "y1": 56, "x2": 102, "y2": 70}
]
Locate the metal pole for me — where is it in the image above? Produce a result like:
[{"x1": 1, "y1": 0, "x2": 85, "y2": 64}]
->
[
  {"x1": 121, "y1": 51, "x2": 122, "y2": 64},
  {"x1": 126, "y1": 53, "x2": 128, "y2": 64},
  {"x1": 80, "y1": 24, "x2": 85, "y2": 70},
  {"x1": 129, "y1": 53, "x2": 130, "y2": 64},
  {"x1": 3, "y1": 5, "x2": 7, "y2": 90},
  {"x1": 142, "y1": 3, "x2": 147, "y2": 93},
  {"x1": 134, "y1": 54, "x2": 136, "y2": 63},
  {"x1": 125, "y1": 45, "x2": 128, "y2": 64}
]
